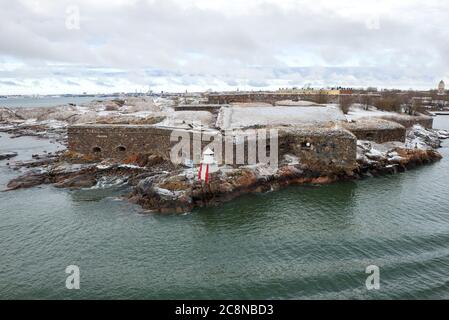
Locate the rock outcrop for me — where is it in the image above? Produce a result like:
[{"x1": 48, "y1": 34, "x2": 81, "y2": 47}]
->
[
  {"x1": 0, "y1": 152, "x2": 18, "y2": 160},
  {"x1": 2, "y1": 96, "x2": 448, "y2": 214},
  {"x1": 128, "y1": 125, "x2": 447, "y2": 213}
]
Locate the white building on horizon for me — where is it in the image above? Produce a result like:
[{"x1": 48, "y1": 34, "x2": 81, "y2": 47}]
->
[{"x1": 438, "y1": 80, "x2": 445, "y2": 95}]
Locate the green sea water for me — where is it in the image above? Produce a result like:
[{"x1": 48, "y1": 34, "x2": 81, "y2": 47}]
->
[{"x1": 1, "y1": 117, "x2": 449, "y2": 299}]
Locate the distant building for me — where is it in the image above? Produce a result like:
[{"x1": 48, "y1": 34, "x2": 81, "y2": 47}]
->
[
  {"x1": 277, "y1": 88, "x2": 353, "y2": 95},
  {"x1": 438, "y1": 80, "x2": 445, "y2": 95}
]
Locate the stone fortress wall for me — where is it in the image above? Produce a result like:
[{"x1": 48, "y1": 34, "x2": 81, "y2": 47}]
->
[
  {"x1": 207, "y1": 92, "x2": 351, "y2": 105},
  {"x1": 174, "y1": 104, "x2": 225, "y2": 114},
  {"x1": 279, "y1": 128, "x2": 357, "y2": 172},
  {"x1": 377, "y1": 115, "x2": 433, "y2": 129},
  {"x1": 68, "y1": 125, "x2": 174, "y2": 160},
  {"x1": 341, "y1": 119, "x2": 407, "y2": 143},
  {"x1": 68, "y1": 124, "x2": 358, "y2": 172},
  {"x1": 67, "y1": 99, "x2": 434, "y2": 172}
]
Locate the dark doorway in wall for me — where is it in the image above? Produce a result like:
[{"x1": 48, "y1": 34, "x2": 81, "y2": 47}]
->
[
  {"x1": 116, "y1": 145, "x2": 127, "y2": 152},
  {"x1": 301, "y1": 141, "x2": 312, "y2": 150},
  {"x1": 92, "y1": 146, "x2": 102, "y2": 153}
]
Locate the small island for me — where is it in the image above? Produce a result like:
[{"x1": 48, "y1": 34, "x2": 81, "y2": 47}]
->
[{"x1": 1, "y1": 88, "x2": 449, "y2": 213}]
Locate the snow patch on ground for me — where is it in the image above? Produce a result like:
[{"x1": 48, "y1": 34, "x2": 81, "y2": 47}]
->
[
  {"x1": 153, "y1": 187, "x2": 182, "y2": 200},
  {"x1": 357, "y1": 124, "x2": 445, "y2": 165},
  {"x1": 119, "y1": 164, "x2": 144, "y2": 169},
  {"x1": 274, "y1": 100, "x2": 321, "y2": 106},
  {"x1": 405, "y1": 125, "x2": 441, "y2": 150},
  {"x1": 346, "y1": 105, "x2": 394, "y2": 120},
  {"x1": 284, "y1": 154, "x2": 300, "y2": 165},
  {"x1": 156, "y1": 110, "x2": 215, "y2": 129},
  {"x1": 90, "y1": 176, "x2": 128, "y2": 189}
]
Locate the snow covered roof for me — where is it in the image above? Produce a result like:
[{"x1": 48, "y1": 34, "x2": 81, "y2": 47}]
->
[
  {"x1": 203, "y1": 148, "x2": 214, "y2": 155},
  {"x1": 346, "y1": 105, "x2": 432, "y2": 123},
  {"x1": 342, "y1": 118, "x2": 405, "y2": 131},
  {"x1": 274, "y1": 100, "x2": 321, "y2": 106},
  {"x1": 155, "y1": 111, "x2": 215, "y2": 129},
  {"x1": 216, "y1": 105, "x2": 345, "y2": 130}
]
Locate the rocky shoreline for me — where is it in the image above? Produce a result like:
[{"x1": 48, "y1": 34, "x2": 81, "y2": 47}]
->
[
  {"x1": 1, "y1": 98, "x2": 449, "y2": 214},
  {"x1": 127, "y1": 137, "x2": 443, "y2": 213},
  {"x1": 1, "y1": 124, "x2": 446, "y2": 213}
]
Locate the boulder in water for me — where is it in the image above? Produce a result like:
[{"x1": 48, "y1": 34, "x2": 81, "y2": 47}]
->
[
  {"x1": 0, "y1": 152, "x2": 18, "y2": 160},
  {"x1": 5, "y1": 172, "x2": 49, "y2": 190},
  {"x1": 53, "y1": 174, "x2": 97, "y2": 189}
]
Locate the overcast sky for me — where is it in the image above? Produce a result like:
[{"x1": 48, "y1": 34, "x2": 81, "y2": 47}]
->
[{"x1": 0, "y1": 0, "x2": 448, "y2": 94}]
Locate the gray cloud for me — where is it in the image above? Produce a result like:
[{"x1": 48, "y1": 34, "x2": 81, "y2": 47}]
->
[
  {"x1": 0, "y1": 80, "x2": 19, "y2": 86},
  {"x1": 0, "y1": 0, "x2": 448, "y2": 94}
]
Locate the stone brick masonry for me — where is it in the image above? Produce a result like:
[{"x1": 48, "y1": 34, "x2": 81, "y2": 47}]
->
[
  {"x1": 207, "y1": 92, "x2": 346, "y2": 105},
  {"x1": 342, "y1": 119, "x2": 406, "y2": 143},
  {"x1": 68, "y1": 124, "x2": 174, "y2": 159},
  {"x1": 67, "y1": 124, "x2": 358, "y2": 172}
]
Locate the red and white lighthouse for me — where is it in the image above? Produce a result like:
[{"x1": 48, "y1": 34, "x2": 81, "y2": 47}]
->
[{"x1": 198, "y1": 148, "x2": 217, "y2": 183}]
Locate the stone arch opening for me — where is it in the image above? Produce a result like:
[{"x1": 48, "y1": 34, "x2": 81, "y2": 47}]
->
[
  {"x1": 365, "y1": 132, "x2": 374, "y2": 140},
  {"x1": 301, "y1": 141, "x2": 312, "y2": 150},
  {"x1": 116, "y1": 145, "x2": 127, "y2": 152},
  {"x1": 92, "y1": 146, "x2": 102, "y2": 153}
]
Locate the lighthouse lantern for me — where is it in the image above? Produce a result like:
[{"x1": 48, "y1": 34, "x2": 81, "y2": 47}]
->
[
  {"x1": 202, "y1": 148, "x2": 215, "y2": 165},
  {"x1": 198, "y1": 148, "x2": 218, "y2": 183}
]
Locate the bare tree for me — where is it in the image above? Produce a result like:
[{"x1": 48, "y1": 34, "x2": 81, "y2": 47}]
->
[
  {"x1": 316, "y1": 92, "x2": 329, "y2": 104},
  {"x1": 339, "y1": 95, "x2": 353, "y2": 114},
  {"x1": 360, "y1": 95, "x2": 372, "y2": 111},
  {"x1": 374, "y1": 93, "x2": 403, "y2": 113},
  {"x1": 405, "y1": 98, "x2": 421, "y2": 115}
]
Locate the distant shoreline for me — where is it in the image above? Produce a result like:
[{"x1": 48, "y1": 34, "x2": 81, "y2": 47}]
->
[{"x1": 0, "y1": 96, "x2": 115, "y2": 108}]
